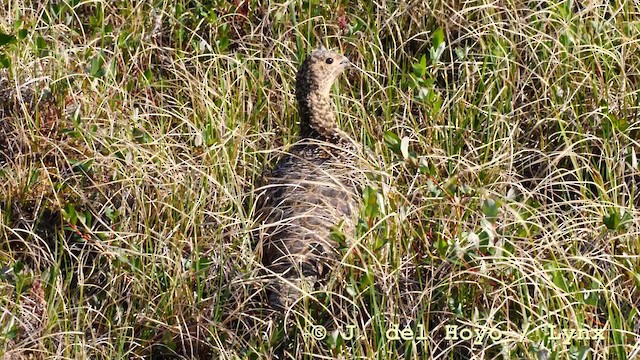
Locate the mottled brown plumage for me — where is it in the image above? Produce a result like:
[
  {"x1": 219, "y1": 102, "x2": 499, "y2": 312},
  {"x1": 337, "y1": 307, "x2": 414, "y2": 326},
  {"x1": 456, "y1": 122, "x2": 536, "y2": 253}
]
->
[{"x1": 255, "y1": 47, "x2": 362, "y2": 310}]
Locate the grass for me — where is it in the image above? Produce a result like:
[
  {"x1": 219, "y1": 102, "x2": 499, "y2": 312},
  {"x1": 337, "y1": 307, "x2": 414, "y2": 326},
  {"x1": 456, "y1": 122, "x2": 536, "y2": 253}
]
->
[{"x1": 1, "y1": 0, "x2": 639, "y2": 359}]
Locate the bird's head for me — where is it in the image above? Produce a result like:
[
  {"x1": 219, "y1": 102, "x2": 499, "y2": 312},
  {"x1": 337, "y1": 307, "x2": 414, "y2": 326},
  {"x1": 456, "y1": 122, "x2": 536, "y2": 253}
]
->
[{"x1": 296, "y1": 46, "x2": 350, "y2": 97}]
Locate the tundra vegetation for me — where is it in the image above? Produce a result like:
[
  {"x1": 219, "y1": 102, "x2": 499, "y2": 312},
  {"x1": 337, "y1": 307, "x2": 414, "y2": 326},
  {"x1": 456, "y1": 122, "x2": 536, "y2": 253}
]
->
[{"x1": 0, "y1": 0, "x2": 639, "y2": 359}]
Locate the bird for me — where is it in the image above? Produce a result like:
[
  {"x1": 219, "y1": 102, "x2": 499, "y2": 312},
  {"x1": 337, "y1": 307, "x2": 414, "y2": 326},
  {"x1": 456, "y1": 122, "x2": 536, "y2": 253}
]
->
[{"x1": 254, "y1": 45, "x2": 362, "y2": 310}]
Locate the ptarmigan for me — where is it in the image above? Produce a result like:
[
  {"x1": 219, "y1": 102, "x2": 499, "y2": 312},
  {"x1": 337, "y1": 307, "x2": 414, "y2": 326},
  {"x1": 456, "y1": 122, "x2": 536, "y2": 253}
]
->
[{"x1": 255, "y1": 46, "x2": 362, "y2": 310}]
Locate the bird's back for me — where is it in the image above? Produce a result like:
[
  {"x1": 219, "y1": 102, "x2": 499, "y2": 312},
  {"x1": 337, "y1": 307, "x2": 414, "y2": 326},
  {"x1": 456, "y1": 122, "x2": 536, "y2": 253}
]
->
[{"x1": 256, "y1": 139, "x2": 361, "y2": 308}]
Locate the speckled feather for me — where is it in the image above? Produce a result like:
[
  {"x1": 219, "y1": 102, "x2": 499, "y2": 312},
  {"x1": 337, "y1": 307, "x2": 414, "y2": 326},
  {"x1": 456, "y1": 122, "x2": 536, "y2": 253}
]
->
[{"x1": 255, "y1": 48, "x2": 362, "y2": 310}]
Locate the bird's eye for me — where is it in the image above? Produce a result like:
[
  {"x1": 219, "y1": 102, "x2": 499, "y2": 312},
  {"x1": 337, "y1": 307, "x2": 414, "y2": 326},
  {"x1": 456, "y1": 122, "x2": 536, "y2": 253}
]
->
[{"x1": 325, "y1": 58, "x2": 334, "y2": 64}]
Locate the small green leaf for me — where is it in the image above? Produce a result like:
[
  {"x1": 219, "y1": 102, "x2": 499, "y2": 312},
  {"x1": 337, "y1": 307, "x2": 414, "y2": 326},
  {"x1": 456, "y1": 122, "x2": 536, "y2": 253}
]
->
[
  {"x1": 416, "y1": 87, "x2": 429, "y2": 101},
  {"x1": 431, "y1": 28, "x2": 444, "y2": 48},
  {"x1": 0, "y1": 54, "x2": 10, "y2": 68},
  {"x1": 430, "y1": 41, "x2": 446, "y2": 63},
  {"x1": 17, "y1": 29, "x2": 28, "y2": 40},
  {"x1": 432, "y1": 97, "x2": 443, "y2": 114},
  {"x1": 603, "y1": 209, "x2": 632, "y2": 231},
  {"x1": 162, "y1": 330, "x2": 177, "y2": 351},
  {"x1": 71, "y1": 159, "x2": 94, "y2": 174},
  {"x1": 28, "y1": 169, "x2": 40, "y2": 187},
  {"x1": 384, "y1": 131, "x2": 401, "y2": 155},
  {"x1": 374, "y1": 237, "x2": 388, "y2": 252},
  {"x1": 13, "y1": 19, "x2": 24, "y2": 31},
  {"x1": 608, "y1": 113, "x2": 629, "y2": 133},
  {"x1": 482, "y1": 198, "x2": 500, "y2": 219},
  {"x1": 426, "y1": 179, "x2": 440, "y2": 195},
  {"x1": 133, "y1": 128, "x2": 153, "y2": 143},
  {"x1": 411, "y1": 64, "x2": 423, "y2": 78},
  {"x1": 36, "y1": 36, "x2": 47, "y2": 56},
  {"x1": 143, "y1": 68, "x2": 153, "y2": 82},
  {"x1": 0, "y1": 32, "x2": 16, "y2": 47},
  {"x1": 217, "y1": 36, "x2": 229, "y2": 51},
  {"x1": 6, "y1": 325, "x2": 18, "y2": 340},
  {"x1": 603, "y1": 210, "x2": 620, "y2": 230},
  {"x1": 89, "y1": 15, "x2": 101, "y2": 30},
  {"x1": 76, "y1": 211, "x2": 86, "y2": 226},
  {"x1": 400, "y1": 136, "x2": 410, "y2": 160},
  {"x1": 551, "y1": 268, "x2": 570, "y2": 292},
  {"x1": 412, "y1": 54, "x2": 427, "y2": 77},
  {"x1": 443, "y1": 177, "x2": 458, "y2": 194},
  {"x1": 330, "y1": 224, "x2": 347, "y2": 248},
  {"x1": 362, "y1": 186, "x2": 381, "y2": 221},
  {"x1": 478, "y1": 230, "x2": 490, "y2": 250},
  {"x1": 88, "y1": 55, "x2": 105, "y2": 78},
  {"x1": 63, "y1": 203, "x2": 78, "y2": 225},
  {"x1": 437, "y1": 236, "x2": 448, "y2": 256},
  {"x1": 105, "y1": 206, "x2": 115, "y2": 222},
  {"x1": 13, "y1": 261, "x2": 24, "y2": 274}
]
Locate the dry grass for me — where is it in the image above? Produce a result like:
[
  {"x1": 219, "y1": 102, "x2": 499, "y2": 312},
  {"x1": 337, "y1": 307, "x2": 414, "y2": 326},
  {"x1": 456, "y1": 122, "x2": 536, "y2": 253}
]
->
[{"x1": 1, "y1": 0, "x2": 640, "y2": 359}]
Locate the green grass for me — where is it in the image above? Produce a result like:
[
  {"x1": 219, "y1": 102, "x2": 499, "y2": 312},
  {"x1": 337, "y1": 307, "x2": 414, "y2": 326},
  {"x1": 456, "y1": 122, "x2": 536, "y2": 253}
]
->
[{"x1": 1, "y1": 0, "x2": 639, "y2": 359}]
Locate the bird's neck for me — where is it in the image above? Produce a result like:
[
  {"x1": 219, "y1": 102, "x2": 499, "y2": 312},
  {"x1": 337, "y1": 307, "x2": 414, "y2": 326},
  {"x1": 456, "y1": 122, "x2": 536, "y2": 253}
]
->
[{"x1": 298, "y1": 91, "x2": 342, "y2": 142}]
